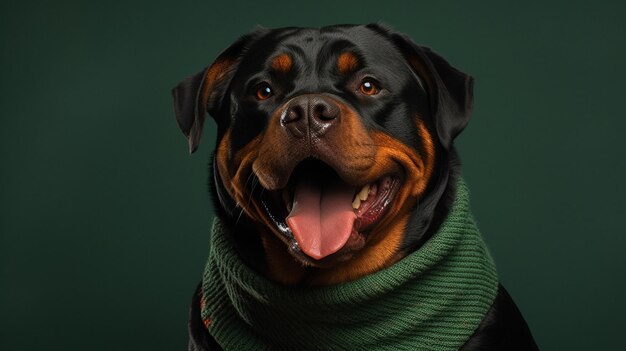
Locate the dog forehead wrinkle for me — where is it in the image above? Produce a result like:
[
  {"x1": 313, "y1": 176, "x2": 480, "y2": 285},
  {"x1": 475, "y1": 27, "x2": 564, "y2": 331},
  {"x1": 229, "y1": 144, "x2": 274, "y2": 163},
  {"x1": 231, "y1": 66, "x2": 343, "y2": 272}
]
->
[
  {"x1": 316, "y1": 38, "x2": 359, "y2": 70},
  {"x1": 238, "y1": 29, "x2": 372, "y2": 95},
  {"x1": 276, "y1": 29, "x2": 326, "y2": 53},
  {"x1": 272, "y1": 29, "x2": 357, "y2": 75}
]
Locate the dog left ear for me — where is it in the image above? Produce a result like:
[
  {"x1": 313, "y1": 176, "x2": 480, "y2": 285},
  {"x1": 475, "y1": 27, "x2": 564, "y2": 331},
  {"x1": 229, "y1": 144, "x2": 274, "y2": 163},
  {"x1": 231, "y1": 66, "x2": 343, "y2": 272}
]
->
[
  {"x1": 390, "y1": 33, "x2": 474, "y2": 150},
  {"x1": 172, "y1": 31, "x2": 263, "y2": 154}
]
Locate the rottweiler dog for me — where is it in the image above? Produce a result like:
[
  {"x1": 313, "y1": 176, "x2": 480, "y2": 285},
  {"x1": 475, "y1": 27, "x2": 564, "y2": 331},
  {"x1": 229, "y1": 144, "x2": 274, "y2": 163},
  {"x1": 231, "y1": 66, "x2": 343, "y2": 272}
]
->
[{"x1": 173, "y1": 24, "x2": 538, "y2": 350}]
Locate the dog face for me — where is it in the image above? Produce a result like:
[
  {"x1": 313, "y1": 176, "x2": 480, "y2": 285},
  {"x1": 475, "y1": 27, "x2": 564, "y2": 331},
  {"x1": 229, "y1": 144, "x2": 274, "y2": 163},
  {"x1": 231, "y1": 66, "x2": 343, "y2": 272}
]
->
[{"x1": 173, "y1": 24, "x2": 473, "y2": 281}]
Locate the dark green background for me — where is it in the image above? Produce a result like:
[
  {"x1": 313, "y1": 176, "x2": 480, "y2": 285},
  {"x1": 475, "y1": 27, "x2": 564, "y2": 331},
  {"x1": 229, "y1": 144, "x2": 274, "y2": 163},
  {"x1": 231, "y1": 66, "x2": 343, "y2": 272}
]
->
[{"x1": 1, "y1": 0, "x2": 624, "y2": 349}]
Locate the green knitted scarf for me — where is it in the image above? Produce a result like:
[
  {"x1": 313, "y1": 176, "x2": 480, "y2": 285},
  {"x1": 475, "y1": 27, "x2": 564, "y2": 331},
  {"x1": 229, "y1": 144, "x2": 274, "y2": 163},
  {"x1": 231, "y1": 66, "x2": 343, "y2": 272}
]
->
[{"x1": 200, "y1": 180, "x2": 498, "y2": 350}]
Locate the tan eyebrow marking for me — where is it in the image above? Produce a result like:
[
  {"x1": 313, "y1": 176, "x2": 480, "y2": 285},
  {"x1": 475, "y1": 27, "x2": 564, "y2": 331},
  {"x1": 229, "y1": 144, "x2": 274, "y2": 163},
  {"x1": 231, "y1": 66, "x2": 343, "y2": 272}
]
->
[
  {"x1": 337, "y1": 51, "x2": 359, "y2": 74},
  {"x1": 270, "y1": 54, "x2": 292, "y2": 73}
]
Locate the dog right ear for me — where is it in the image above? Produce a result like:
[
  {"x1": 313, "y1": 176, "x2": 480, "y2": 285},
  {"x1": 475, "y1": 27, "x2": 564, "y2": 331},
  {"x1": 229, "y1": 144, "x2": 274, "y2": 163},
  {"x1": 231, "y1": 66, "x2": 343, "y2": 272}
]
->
[
  {"x1": 172, "y1": 30, "x2": 264, "y2": 154},
  {"x1": 388, "y1": 32, "x2": 474, "y2": 151}
]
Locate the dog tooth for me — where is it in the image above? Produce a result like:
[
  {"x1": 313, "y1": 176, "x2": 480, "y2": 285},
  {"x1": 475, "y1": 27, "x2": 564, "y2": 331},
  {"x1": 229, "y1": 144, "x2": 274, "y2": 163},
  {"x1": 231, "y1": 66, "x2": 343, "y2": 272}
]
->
[
  {"x1": 352, "y1": 196, "x2": 361, "y2": 210},
  {"x1": 358, "y1": 184, "x2": 370, "y2": 201}
]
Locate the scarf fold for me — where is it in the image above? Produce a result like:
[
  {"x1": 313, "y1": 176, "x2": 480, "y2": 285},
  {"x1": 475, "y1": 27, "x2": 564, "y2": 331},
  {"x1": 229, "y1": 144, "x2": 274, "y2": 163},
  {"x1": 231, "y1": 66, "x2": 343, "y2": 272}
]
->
[{"x1": 201, "y1": 179, "x2": 498, "y2": 350}]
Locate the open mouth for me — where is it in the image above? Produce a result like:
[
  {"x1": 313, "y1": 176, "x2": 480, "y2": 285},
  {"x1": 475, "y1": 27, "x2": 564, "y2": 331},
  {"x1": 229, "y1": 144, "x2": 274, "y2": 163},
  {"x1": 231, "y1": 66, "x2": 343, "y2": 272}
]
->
[{"x1": 258, "y1": 158, "x2": 402, "y2": 265}]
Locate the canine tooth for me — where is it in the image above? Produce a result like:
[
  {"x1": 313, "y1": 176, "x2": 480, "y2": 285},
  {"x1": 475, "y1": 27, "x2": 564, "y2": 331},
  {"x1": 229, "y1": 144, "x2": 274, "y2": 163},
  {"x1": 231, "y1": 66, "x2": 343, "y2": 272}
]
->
[
  {"x1": 358, "y1": 184, "x2": 370, "y2": 201},
  {"x1": 352, "y1": 196, "x2": 361, "y2": 210}
]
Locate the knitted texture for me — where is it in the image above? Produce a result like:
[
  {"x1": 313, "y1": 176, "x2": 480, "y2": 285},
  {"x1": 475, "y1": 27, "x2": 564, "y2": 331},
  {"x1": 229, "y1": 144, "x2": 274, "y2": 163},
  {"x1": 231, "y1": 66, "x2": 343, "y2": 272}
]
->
[{"x1": 201, "y1": 179, "x2": 498, "y2": 350}]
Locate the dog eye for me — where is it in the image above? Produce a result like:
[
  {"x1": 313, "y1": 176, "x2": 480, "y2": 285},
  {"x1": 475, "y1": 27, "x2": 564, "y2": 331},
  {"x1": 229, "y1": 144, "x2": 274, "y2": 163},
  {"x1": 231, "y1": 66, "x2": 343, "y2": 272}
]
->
[
  {"x1": 255, "y1": 82, "x2": 273, "y2": 100},
  {"x1": 358, "y1": 78, "x2": 381, "y2": 96}
]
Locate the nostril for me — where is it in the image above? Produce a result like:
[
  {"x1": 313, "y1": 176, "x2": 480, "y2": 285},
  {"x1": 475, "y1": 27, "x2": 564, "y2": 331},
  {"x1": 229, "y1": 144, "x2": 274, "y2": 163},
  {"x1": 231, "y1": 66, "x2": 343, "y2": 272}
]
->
[
  {"x1": 312, "y1": 101, "x2": 339, "y2": 121},
  {"x1": 282, "y1": 105, "x2": 304, "y2": 124},
  {"x1": 313, "y1": 104, "x2": 327, "y2": 120}
]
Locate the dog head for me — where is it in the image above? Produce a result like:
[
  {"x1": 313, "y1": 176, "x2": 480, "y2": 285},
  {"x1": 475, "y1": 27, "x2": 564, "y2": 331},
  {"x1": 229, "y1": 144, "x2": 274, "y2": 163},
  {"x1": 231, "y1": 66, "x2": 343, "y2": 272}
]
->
[{"x1": 173, "y1": 24, "x2": 473, "y2": 282}]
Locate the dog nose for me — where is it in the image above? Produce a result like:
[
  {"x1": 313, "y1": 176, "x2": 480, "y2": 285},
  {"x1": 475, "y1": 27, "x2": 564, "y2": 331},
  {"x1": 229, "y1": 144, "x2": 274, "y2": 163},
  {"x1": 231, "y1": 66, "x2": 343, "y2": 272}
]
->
[{"x1": 281, "y1": 94, "x2": 340, "y2": 138}]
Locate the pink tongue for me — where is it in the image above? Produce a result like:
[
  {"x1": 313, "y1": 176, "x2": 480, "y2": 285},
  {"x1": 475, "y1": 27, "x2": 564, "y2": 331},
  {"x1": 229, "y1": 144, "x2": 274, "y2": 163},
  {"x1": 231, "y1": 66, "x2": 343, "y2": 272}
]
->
[{"x1": 286, "y1": 179, "x2": 357, "y2": 260}]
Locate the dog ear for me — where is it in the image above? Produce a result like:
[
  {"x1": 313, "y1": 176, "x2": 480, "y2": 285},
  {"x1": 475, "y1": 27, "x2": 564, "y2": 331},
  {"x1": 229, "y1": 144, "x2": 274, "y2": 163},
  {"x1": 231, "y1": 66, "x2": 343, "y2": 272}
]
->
[
  {"x1": 172, "y1": 31, "x2": 262, "y2": 154},
  {"x1": 390, "y1": 33, "x2": 474, "y2": 150}
]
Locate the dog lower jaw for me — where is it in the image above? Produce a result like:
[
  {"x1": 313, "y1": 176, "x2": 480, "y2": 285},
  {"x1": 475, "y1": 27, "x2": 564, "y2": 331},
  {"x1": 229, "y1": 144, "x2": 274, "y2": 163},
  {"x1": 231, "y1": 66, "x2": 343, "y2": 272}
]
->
[
  {"x1": 275, "y1": 175, "x2": 403, "y2": 268},
  {"x1": 287, "y1": 213, "x2": 410, "y2": 286}
]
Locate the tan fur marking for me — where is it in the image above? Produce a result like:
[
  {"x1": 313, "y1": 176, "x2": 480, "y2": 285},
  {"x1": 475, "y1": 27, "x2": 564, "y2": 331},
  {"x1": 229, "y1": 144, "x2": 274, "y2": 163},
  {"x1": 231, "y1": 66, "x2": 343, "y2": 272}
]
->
[
  {"x1": 417, "y1": 119, "x2": 435, "y2": 186},
  {"x1": 337, "y1": 52, "x2": 359, "y2": 74},
  {"x1": 215, "y1": 128, "x2": 232, "y2": 183},
  {"x1": 271, "y1": 54, "x2": 292, "y2": 73},
  {"x1": 216, "y1": 130, "x2": 266, "y2": 223}
]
